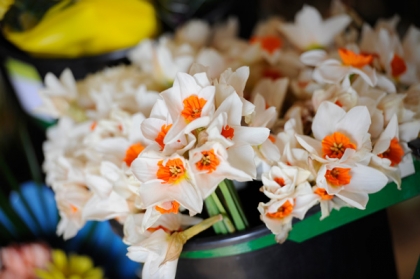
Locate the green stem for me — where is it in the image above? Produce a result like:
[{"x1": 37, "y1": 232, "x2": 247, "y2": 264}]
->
[
  {"x1": 225, "y1": 179, "x2": 249, "y2": 228},
  {"x1": 204, "y1": 196, "x2": 226, "y2": 234},
  {"x1": 210, "y1": 192, "x2": 236, "y2": 233},
  {"x1": 218, "y1": 180, "x2": 248, "y2": 231}
]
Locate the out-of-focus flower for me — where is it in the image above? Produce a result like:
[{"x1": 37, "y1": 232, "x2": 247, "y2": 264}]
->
[
  {"x1": 0, "y1": 242, "x2": 50, "y2": 279},
  {"x1": 278, "y1": 5, "x2": 351, "y2": 50},
  {"x1": 36, "y1": 249, "x2": 104, "y2": 279}
]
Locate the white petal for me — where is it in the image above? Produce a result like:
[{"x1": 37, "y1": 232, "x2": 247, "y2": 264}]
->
[
  {"x1": 300, "y1": 50, "x2": 328, "y2": 66},
  {"x1": 312, "y1": 101, "x2": 345, "y2": 140},
  {"x1": 345, "y1": 164, "x2": 388, "y2": 193}
]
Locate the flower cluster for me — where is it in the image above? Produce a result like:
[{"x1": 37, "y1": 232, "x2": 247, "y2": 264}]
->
[
  {"x1": 39, "y1": 2, "x2": 420, "y2": 279},
  {"x1": 0, "y1": 243, "x2": 103, "y2": 279}
]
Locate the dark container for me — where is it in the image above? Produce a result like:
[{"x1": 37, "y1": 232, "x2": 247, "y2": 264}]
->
[{"x1": 175, "y1": 183, "x2": 397, "y2": 279}]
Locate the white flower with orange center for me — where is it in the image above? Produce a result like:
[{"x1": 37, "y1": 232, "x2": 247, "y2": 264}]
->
[
  {"x1": 296, "y1": 101, "x2": 372, "y2": 164},
  {"x1": 160, "y1": 72, "x2": 215, "y2": 145},
  {"x1": 370, "y1": 114, "x2": 405, "y2": 188},
  {"x1": 278, "y1": 5, "x2": 351, "y2": 50},
  {"x1": 141, "y1": 99, "x2": 196, "y2": 156},
  {"x1": 55, "y1": 183, "x2": 92, "y2": 240},
  {"x1": 258, "y1": 182, "x2": 318, "y2": 243},
  {"x1": 360, "y1": 25, "x2": 418, "y2": 86},
  {"x1": 205, "y1": 92, "x2": 270, "y2": 178},
  {"x1": 260, "y1": 163, "x2": 311, "y2": 200},
  {"x1": 189, "y1": 142, "x2": 253, "y2": 199},
  {"x1": 313, "y1": 186, "x2": 347, "y2": 220},
  {"x1": 123, "y1": 212, "x2": 201, "y2": 246},
  {"x1": 302, "y1": 48, "x2": 377, "y2": 87},
  {"x1": 250, "y1": 35, "x2": 283, "y2": 64},
  {"x1": 127, "y1": 215, "x2": 222, "y2": 279},
  {"x1": 316, "y1": 162, "x2": 388, "y2": 209},
  {"x1": 131, "y1": 151, "x2": 202, "y2": 219}
]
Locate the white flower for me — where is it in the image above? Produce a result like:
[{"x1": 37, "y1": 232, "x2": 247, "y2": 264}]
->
[
  {"x1": 258, "y1": 182, "x2": 318, "y2": 243},
  {"x1": 260, "y1": 163, "x2": 311, "y2": 200},
  {"x1": 316, "y1": 162, "x2": 388, "y2": 209},
  {"x1": 302, "y1": 48, "x2": 377, "y2": 87},
  {"x1": 55, "y1": 184, "x2": 91, "y2": 240},
  {"x1": 160, "y1": 72, "x2": 215, "y2": 145},
  {"x1": 296, "y1": 101, "x2": 372, "y2": 164},
  {"x1": 278, "y1": 5, "x2": 351, "y2": 50},
  {"x1": 175, "y1": 20, "x2": 211, "y2": 49},
  {"x1": 127, "y1": 215, "x2": 222, "y2": 279},
  {"x1": 189, "y1": 141, "x2": 253, "y2": 199},
  {"x1": 131, "y1": 151, "x2": 202, "y2": 218}
]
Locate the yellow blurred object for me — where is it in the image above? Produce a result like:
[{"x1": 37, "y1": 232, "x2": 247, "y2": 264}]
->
[
  {"x1": 2, "y1": 0, "x2": 158, "y2": 58},
  {"x1": 0, "y1": 0, "x2": 14, "y2": 20}
]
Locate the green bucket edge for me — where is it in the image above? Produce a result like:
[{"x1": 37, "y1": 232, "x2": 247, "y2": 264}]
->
[{"x1": 181, "y1": 158, "x2": 420, "y2": 259}]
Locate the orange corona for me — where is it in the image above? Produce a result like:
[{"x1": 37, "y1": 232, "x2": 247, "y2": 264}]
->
[
  {"x1": 274, "y1": 177, "x2": 286, "y2": 187},
  {"x1": 196, "y1": 149, "x2": 220, "y2": 173},
  {"x1": 266, "y1": 200, "x2": 294, "y2": 219},
  {"x1": 155, "y1": 124, "x2": 172, "y2": 150},
  {"x1": 155, "y1": 201, "x2": 180, "y2": 214},
  {"x1": 322, "y1": 132, "x2": 356, "y2": 159},
  {"x1": 221, "y1": 125, "x2": 235, "y2": 140},
  {"x1": 325, "y1": 167, "x2": 352, "y2": 186},
  {"x1": 314, "y1": 188, "x2": 334, "y2": 200},
  {"x1": 250, "y1": 36, "x2": 282, "y2": 54},
  {"x1": 123, "y1": 143, "x2": 145, "y2": 167},
  {"x1": 338, "y1": 48, "x2": 373, "y2": 68},
  {"x1": 181, "y1": 95, "x2": 207, "y2": 122},
  {"x1": 390, "y1": 54, "x2": 407, "y2": 78},
  {"x1": 378, "y1": 137, "x2": 404, "y2": 166},
  {"x1": 157, "y1": 158, "x2": 186, "y2": 184}
]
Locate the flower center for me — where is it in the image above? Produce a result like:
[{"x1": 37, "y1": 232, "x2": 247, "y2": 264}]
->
[
  {"x1": 390, "y1": 54, "x2": 407, "y2": 78},
  {"x1": 250, "y1": 36, "x2": 282, "y2": 54},
  {"x1": 155, "y1": 201, "x2": 180, "y2": 214},
  {"x1": 221, "y1": 125, "x2": 235, "y2": 140},
  {"x1": 314, "y1": 188, "x2": 334, "y2": 200},
  {"x1": 266, "y1": 200, "x2": 294, "y2": 219},
  {"x1": 378, "y1": 137, "x2": 404, "y2": 166},
  {"x1": 322, "y1": 132, "x2": 356, "y2": 159},
  {"x1": 147, "y1": 225, "x2": 172, "y2": 234},
  {"x1": 325, "y1": 167, "x2": 352, "y2": 186},
  {"x1": 268, "y1": 134, "x2": 276, "y2": 143},
  {"x1": 196, "y1": 149, "x2": 220, "y2": 173},
  {"x1": 338, "y1": 48, "x2": 373, "y2": 68},
  {"x1": 155, "y1": 124, "x2": 172, "y2": 150},
  {"x1": 157, "y1": 158, "x2": 186, "y2": 184},
  {"x1": 262, "y1": 68, "x2": 283, "y2": 80},
  {"x1": 181, "y1": 95, "x2": 207, "y2": 122},
  {"x1": 90, "y1": 121, "x2": 97, "y2": 131},
  {"x1": 124, "y1": 143, "x2": 145, "y2": 167},
  {"x1": 70, "y1": 204, "x2": 79, "y2": 214},
  {"x1": 274, "y1": 177, "x2": 286, "y2": 187}
]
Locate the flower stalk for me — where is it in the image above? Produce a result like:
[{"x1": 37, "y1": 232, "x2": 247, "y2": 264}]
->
[{"x1": 204, "y1": 179, "x2": 249, "y2": 234}]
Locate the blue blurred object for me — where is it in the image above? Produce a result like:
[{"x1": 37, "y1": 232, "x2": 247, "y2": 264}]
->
[{"x1": 0, "y1": 181, "x2": 140, "y2": 279}]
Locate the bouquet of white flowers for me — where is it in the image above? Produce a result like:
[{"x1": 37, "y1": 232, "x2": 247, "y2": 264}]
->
[{"x1": 39, "y1": 2, "x2": 420, "y2": 278}]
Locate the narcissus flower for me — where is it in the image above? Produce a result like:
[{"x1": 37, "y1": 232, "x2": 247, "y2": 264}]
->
[
  {"x1": 278, "y1": 5, "x2": 351, "y2": 50},
  {"x1": 296, "y1": 101, "x2": 372, "y2": 164},
  {"x1": 316, "y1": 163, "x2": 388, "y2": 209}
]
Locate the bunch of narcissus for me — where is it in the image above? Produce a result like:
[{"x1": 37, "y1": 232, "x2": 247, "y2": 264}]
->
[
  {"x1": 38, "y1": 1, "x2": 420, "y2": 279},
  {"x1": 2, "y1": 0, "x2": 157, "y2": 57}
]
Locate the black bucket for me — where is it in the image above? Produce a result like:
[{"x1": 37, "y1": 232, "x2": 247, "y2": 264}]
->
[{"x1": 177, "y1": 209, "x2": 396, "y2": 279}]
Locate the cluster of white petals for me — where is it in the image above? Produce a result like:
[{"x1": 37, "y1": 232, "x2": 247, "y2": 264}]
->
[{"x1": 40, "y1": 2, "x2": 420, "y2": 278}]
